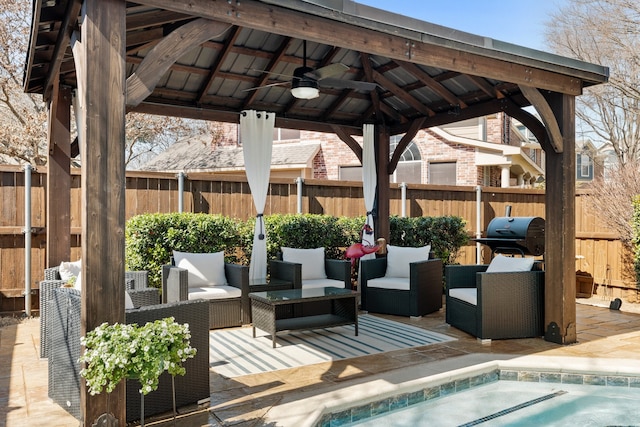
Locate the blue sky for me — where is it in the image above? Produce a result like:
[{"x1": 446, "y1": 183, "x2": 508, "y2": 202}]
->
[{"x1": 356, "y1": 0, "x2": 566, "y2": 51}]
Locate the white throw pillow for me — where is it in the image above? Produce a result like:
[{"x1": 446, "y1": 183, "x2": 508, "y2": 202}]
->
[
  {"x1": 124, "y1": 291, "x2": 135, "y2": 309},
  {"x1": 59, "y1": 260, "x2": 82, "y2": 281},
  {"x1": 173, "y1": 250, "x2": 227, "y2": 287},
  {"x1": 281, "y1": 247, "x2": 327, "y2": 280},
  {"x1": 385, "y1": 244, "x2": 431, "y2": 278},
  {"x1": 486, "y1": 254, "x2": 534, "y2": 273}
]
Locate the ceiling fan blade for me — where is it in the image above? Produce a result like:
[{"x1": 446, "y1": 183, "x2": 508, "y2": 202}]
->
[
  {"x1": 305, "y1": 63, "x2": 349, "y2": 80},
  {"x1": 247, "y1": 68, "x2": 298, "y2": 80},
  {"x1": 319, "y1": 78, "x2": 378, "y2": 91},
  {"x1": 241, "y1": 81, "x2": 290, "y2": 92}
]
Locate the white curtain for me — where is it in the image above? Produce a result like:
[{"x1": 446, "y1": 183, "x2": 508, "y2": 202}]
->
[
  {"x1": 361, "y1": 123, "x2": 377, "y2": 261},
  {"x1": 240, "y1": 110, "x2": 275, "y2": 281}
]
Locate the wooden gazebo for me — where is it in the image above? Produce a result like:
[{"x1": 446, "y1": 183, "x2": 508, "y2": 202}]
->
[{"x1": 24, "y1": 0, "x2": 608, "y2": 423}]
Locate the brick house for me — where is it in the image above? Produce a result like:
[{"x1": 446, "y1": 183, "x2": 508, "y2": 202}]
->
[{"x1": 143, "y1": 112, "x2": 544, "y2": 188}]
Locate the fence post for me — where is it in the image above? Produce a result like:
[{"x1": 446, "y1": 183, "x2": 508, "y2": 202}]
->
[
  {"x1": 23, "y1": 164, "x2": 33, "y2": 316},
  {"x1": 400, "y1": 182, "x2": 407, "y2": 217},
  {"x1": 296, "y1": 177, "x2": 304, "y2": 214},
  {"x1": 177, "y1": 171, "x2": 185, "y2": 213}
]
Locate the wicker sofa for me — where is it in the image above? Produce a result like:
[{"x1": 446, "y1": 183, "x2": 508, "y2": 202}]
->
[
  {"x1": 39, "y1": 266, "x2": 149, "y2": 358},
  {"x1": 359, "y1": 251, "x2": 443, "y2": 317},
  {"x1": 47, "y1": 287, "x2": 209, "y2": 423},
  {"x1": 445, "y1": 261, "x2": 545, "y2": 340}
]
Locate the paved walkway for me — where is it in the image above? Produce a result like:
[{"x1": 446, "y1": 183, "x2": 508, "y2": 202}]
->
[{"x1": 2, "y1": 300, "x2": 640, "y2": 426}]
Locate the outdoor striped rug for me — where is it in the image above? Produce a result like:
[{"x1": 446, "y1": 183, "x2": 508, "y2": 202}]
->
[{"x1": 209, "y1": 314, "x2": 456, "y2": 378}]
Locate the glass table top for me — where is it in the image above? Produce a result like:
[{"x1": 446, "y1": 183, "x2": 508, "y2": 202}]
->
[{"x1": 249, "y1": 286, "x2": 358, "y2": 302}]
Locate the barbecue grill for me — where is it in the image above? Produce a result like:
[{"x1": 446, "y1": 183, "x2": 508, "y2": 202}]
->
[{"x1": 474, "y1": 215, "x2": 545, "y2": 257}]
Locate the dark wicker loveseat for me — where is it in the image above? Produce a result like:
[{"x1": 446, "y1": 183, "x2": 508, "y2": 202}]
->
[
  {"x1": 445, "y1": 263, "x2": 545, "y2": 340},
  {"x1": 47, "y1": 287, "x2": 209, "y2": 423}
]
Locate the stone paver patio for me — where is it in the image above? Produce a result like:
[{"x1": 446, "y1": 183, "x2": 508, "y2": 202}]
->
[{"x1": 2, "y1": 298, "x2": 640, "y2": 426}]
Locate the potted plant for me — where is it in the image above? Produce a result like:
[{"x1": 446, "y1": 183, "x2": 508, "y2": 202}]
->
[{"x1": 79, "y1": 317, "x2": 196, "y2": 426}]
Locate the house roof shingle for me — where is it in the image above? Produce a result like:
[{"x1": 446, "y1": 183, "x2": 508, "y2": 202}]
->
[{"x1": 140, "y1": 138, "x2": 320, "y2": 172}]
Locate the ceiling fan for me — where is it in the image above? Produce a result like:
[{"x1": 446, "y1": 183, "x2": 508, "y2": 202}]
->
[{"x1": 245, "y1": 40, "x2": 378, "y2": 99}]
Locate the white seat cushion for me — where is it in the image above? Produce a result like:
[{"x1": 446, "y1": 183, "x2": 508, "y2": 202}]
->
[
  {"x1": 367, "y1": 277, "x2": 410, "y2": 291},
  {"x1": 302, "y1": 278, "x2": 344, "y2": 289},
  {"x1": 173, "y1": 250, "x2": 227, "y2": 287},
  {"x1": 188, "y1": 285, "x2": 241, "y2": 300},
  {"x1": 449, "y1": 288, "x2": 477, "y2": 305},
  {"x1": 486, "y1": 254, "x2": 534, "y2": 273},
  {"x1": 282, "y1": 247, "x2": 327, "y2": 280},
  {"x1": 385, "y1": 245, "x2": 431, "y2": 278}
]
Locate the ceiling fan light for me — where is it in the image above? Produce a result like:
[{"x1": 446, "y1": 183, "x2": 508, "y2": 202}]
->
[{"x1": 291, "y1": 78, "x2": 319, "y2": 99}]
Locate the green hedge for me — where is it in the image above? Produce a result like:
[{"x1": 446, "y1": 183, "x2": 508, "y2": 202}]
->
[
  {"x1": 389, "y1": 215, "x2": 468, "y2": 264},
  {"x1": 125, "y1": 213, "x2": 468, "y2": 288},
  {"x1": 125, "y1": 213, "x2": 243, "y2": 287}
]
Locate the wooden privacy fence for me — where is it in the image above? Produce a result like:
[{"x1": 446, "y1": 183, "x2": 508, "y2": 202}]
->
[{"x1": 0, "y1": 166, "x2": 633, "y2": 313}]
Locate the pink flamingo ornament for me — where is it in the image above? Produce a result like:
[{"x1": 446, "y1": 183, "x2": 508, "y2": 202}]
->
[{"x1": 345, "y1": 223, "x2": 379, "y2": 267}]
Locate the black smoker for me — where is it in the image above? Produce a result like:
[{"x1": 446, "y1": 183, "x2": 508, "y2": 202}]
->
[{"x1": 474, "y1": 206, "x2": 545, "y2": 257}]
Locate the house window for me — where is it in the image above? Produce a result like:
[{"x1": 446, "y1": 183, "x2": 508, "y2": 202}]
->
[
  {"x1": 273, "y1": 128, "x2": 300, "y2": 141},
  {"x1": 338, "y1": 135, "x2": 423, "y2": 183},
  {"x1": 429, "y1": 162, "x2": 456, "y2": 185},
  {"x1": 339, "y1": 165, "x2": 362, "y2": 181},
  {"x1": 390, "y1": 135, "x2": 422, "y2": 183},
  {"x1": 577, "y1": 153, "x2": 593, "y2": 181}
]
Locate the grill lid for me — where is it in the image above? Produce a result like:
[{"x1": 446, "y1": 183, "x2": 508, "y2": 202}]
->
[{"x1": 474, "y1": 216, "x2": 545, "y2": 256}]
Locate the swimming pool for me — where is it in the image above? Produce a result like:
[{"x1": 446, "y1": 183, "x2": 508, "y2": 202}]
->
[{"x1": 314, "y1": 357, "x2": 640, "y2": 427}]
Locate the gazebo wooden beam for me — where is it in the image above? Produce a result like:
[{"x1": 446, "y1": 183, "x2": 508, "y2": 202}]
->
[
  {"x1": 79, "y1": 0, "x2": 127, "y2": 423},
  {"x1": 388, "y1": 117, "x2": 426, "y2": 174},
  {"x1": 331, "y1": 125, "x2": 363, "y2": 163},
  {"x1": 542, "y1": 92, "x2": 577, "y2": 345},
  {"x1": 519, "y1": 85, "x2": 564, "y2": 153},
  {"x1": 46, "y1": 79, "x2": 72, "y2": 267},
  {"x1": 126, "y1": 18, "x2": 232, "y2": 107}
]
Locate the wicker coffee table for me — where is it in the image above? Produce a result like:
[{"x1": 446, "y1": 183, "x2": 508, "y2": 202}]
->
[{"x1": 249, "y1": 287, "x2": 359, "y2": 348}]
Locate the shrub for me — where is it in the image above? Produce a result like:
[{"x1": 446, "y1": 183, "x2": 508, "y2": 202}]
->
[
  {"x1": 263, "y1": 214, "x2": 354, "y2": 260},
  {"x1": 125, "y1": 213, "x2": 243, "y2": 288},
  {"x1": 389, "y1": 215, "x2": 468, "y2": 264}
]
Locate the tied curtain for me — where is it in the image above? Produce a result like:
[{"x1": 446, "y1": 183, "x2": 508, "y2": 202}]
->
[
  {"x1": 240, "y1": 110, "x2": 275, "y2": 281},
  {"x1": 361, "y1": 123, "x2": 376, "y2": 261}
]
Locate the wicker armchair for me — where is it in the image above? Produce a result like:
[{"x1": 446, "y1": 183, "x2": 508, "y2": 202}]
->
[
  {"x1": 39, "y1": 266, "x2": 147, "y2": 358},
  {"x1": 162, "y1": 260, "x2": 250, "y2": 329},
  {"x1": 360, "y1": 254, "x2": 443, "y2": 317},
  {"x1": 47, "y1": 287, "x2": 209, "y2": 423},
  {"x1": 445, "y1": 263, "x2": 545, "y2": 340}
]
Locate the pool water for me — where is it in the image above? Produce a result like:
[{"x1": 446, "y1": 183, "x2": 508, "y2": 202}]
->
[{"x1": 347, "y1": 380, "x2": 640, "y2": 426}]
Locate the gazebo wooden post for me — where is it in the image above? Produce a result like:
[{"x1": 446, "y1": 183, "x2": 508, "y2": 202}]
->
[
  {"x1": 375, "y1": 126, "x2": 391, "y2": 241},
  {"x1": 79, "y1": 0, "x2": 127, "y2": 423},
  {"x1": 543, "y1": 93, "x2": 577, "y2": 344},
  {"x1": 46, "y1": 79, "x2": 72, "y2": 267}
]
